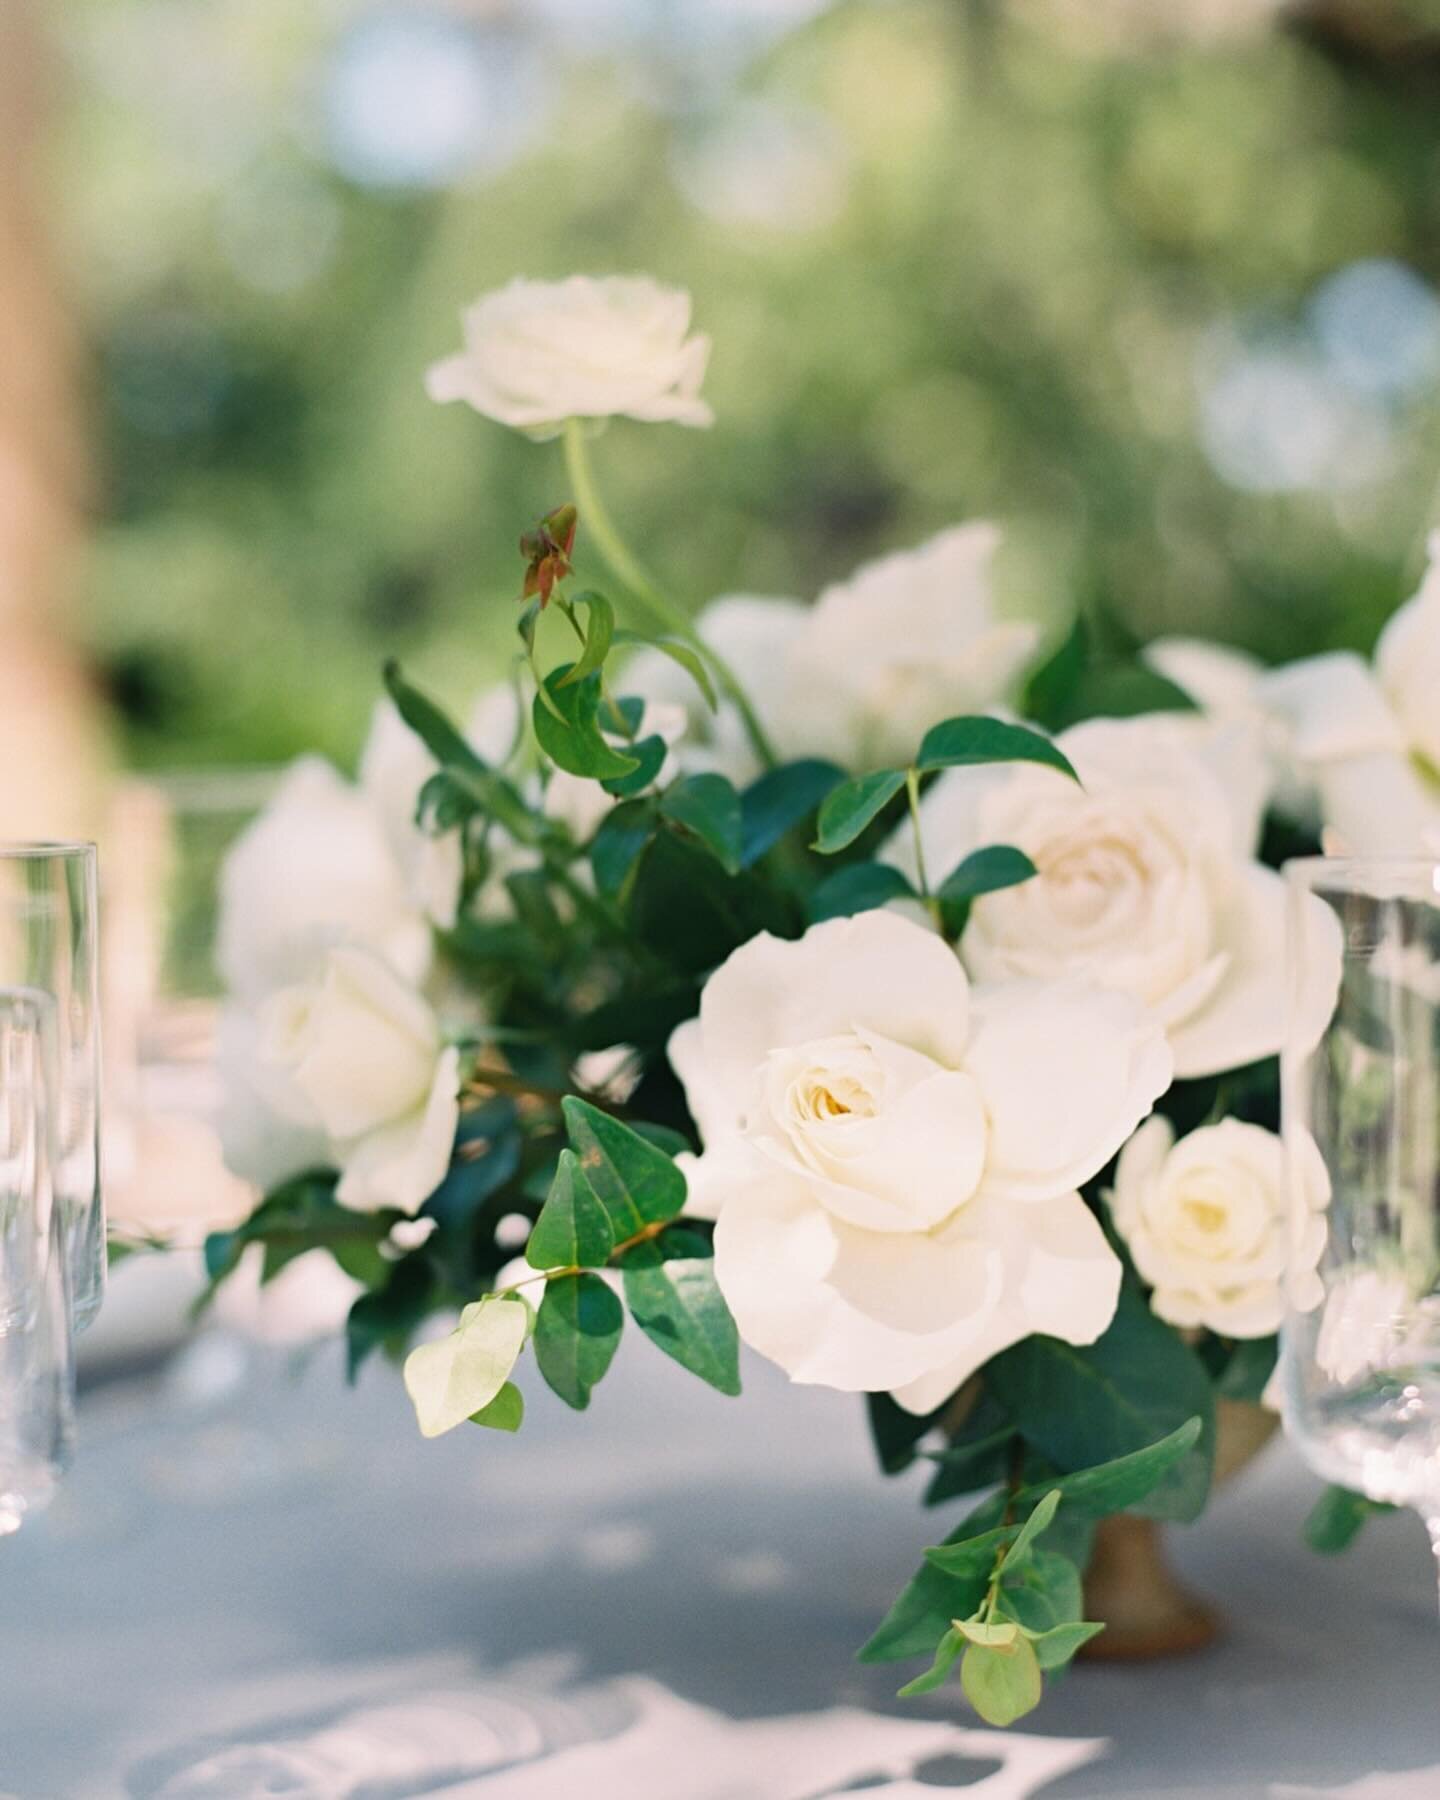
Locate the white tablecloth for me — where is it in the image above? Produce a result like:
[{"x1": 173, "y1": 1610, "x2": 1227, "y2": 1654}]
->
[{"x1": 4, "y1": 1280, "x2": 1439, "y2": 1798}]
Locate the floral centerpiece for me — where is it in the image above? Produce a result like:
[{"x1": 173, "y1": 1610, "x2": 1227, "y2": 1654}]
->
[{"x1": 200, "y1": 274, "x2": 1431, "y2": 1727}]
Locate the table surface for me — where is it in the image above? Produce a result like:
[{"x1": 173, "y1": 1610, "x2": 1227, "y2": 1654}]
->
[{"x1": 4, "y1": 1265, "x2": 1439, "y2": 1800}]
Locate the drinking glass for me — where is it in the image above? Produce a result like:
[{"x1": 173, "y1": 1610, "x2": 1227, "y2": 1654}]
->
[
  {"x1": 0, "y1": 988, "x2": 74, "y2": 1533},
  {"x1": 1281, "y1": 856, "x2": 1440, "y2": 1599},
  {"x1": 0, "y1": 845, "x2": 102, "y2": 1330}
]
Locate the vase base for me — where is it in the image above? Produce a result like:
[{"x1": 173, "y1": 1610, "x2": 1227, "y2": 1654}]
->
[{"x1": 1080, "y1": 1514, "x2": 1221, "y2": 1662}]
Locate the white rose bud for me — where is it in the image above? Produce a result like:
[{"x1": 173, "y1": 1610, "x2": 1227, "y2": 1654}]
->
[
  {"x1": 425, "y1": 275, "x2": 713, "y2": 440},
  {"x1": 259, "y1": 946, "x2": 460, "y2": 1216},
  {"x1": 1109, "y1": 1116, "x2": 1326, "y2": 1338}
]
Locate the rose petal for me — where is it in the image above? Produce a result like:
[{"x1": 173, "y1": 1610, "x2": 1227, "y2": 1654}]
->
[
  {"x1": 963, "y1": 981, "x2": 1172, "y2": 1201},
  {"x1": 336, "y1": 1046, "x2": 461, "y2": 1217}
]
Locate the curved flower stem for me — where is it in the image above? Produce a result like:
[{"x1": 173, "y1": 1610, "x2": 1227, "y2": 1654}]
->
[
  {"x1": 905, "y1": 766, "x2": 943, "y2": 930},
  {"x1": 562, "y1": 419, "x2": 779, "y2": 771}
]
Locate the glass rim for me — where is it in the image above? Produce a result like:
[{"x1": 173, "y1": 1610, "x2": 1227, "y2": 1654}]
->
[
  {"x1": 0, "y1": 841, "x2": 96, "y2": 861},
  {"x1": 1284, "y1": 854, "x2": 1440, "y2": 894}
]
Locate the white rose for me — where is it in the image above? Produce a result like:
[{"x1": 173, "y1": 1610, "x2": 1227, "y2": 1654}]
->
[
  {"x1": 359, "y1": 701, "x2": 464, "y2": 931},
  {"x1": 1142, "y1": 636, "x2": 1283, "y2": 841},
  {"x1": 1377, "y1": 531, "x2": 1440, "y2": 773},
  {"x1": 1109, "y1": 1116, "x2": 1325, "y2": 1337},
  {"x1": 259, "y1": 946, "x2": 460, "y2": 1215},
  {"x1": 668, "y1": 909, "x2": 1172, "y2": 1413},
  {"x1": 424, "y1": 275, "x2": 713, "y2": 440},
  {"x1": 892, "y1": 715, "x2": 1342, "y2": 1079},
  {"x1": 626, "y1": 528, "x2": 1037, "y2": 779},
  {"x1": 217, "y1": 758, "x2": 432, "y2": 1003},
  {"x1": 774, "y1": 526, "x2": 1038, "y2": 771}
]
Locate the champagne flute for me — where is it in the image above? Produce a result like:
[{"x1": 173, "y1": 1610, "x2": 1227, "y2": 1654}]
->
[
  {"x1": 1281, "y1": 856, "x2": 1440, "y2": 1600},
  {"x1": 0, "y1": 988, "x2": 74, "y2": 1533},
  {"x1": 0, "y1": 845, "x2": 102, "y2": 1330}
]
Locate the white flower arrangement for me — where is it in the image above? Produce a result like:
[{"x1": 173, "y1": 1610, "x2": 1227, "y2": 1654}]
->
[{"x1": 195, "y1": 273, "x2": 1420, "y2": 1729}]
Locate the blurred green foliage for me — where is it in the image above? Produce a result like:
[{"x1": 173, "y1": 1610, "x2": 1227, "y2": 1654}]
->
[{"x1": 54, "y1": 0, "x2": 1440, "y2": 770}]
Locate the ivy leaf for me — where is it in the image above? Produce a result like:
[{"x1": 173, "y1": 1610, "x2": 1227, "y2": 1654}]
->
[
  {"x1": 1305, "y1": 1484, "x2": 1398, "y2": 1554},
  {"x1": 470, "y1": 1382, "x2": 525, "y2": 1432},
  {"x1": 987, "y1": 1288, "x2": 1215, "y2": 1521},
  {"x1": 562, "y1": 1097, "x2": 687, "y2": 1238},
  {"x1": 1027, "y1": 1620, "x2": 1105, "y2": 1670},
  {"x1": 660, "y1": 773, "x2": 743, "y2": 876},
  {"x1": 591, "y1": 799, "x2": 655, "y2": 901},
  {"x1": 960, "y1": 1634, "x2": 1043, "y2": 1727},
  {"x1": 915, "y1": 717, "x2": 1078, "y2": 784},
  {"x1": 402, "y1": 1294, "x2": 529, "y2": 1439},
  {"x1": 533, "y1": 665, "x2": 640, "y2": 780},
  {"x1": 857, "y1": 1523, "x2": 1009, "y2": 1665},
  {"x1": 865, "y1": 1390, "x2": 948, "y2": 1477},
  {"x1": 620, "y1": 1228, "x2": 741, "y2": 1395},
  {"x1": 526, "y1": 1150, "x2": 615, "y2": 1270},
  {"x1": 384, "y1": 661, "x2": 488, "y2": 775},
  {"x1": 740, "y1": 759, "x2": 845, "y2": 866},
  {"x1": 602, "y1": 734, "x2": 668, "y2": 798},
  {"x1": 813, "y1": 769, "x2": 907, "y2": 854},
  {"x1": 555, "y1": 591, "x2": 615, "y2": 688},
  {"x1": 1003, "y1": 1488, "x2": 1062, "y2": 1567},
  {"x1": 533, "y1": 1272, "x2": 624, "y2": 1410},
  {"x1": 896, "y1": 1625, "x2": 965, "y2": 1699},
  {"x1": 1012, "y1": 1417, "x2": 1204, "y2": 1520},
  {"x1": 615, "y1": 629, "x2": 718, "y2": 712},
  {"x1": 922, "y1": 1521, "x2": 1023, "y2": 1579},
  {"x1": 937, "y1": 845, "x2": 1037, "y2": 905},
  {"x1": 999, "y1": 1548, "x2": 1083, "y2": 1639},
  {"x1": 809, "y1": 862, "x2": 916, "y2": 923}
]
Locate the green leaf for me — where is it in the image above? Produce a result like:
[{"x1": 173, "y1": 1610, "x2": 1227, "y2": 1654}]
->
[
  {"x1": 533, "y1": 665, "x2": 640, "y2": 780},
  {"x1": 922, "y1": 1521, "x2": 1023, "y2": 1579},
  {"x1": 859, "y1": 1525, "x2": 1010, "y2": 1664},
  {"x1": 915, "y1": 717, "x2": 1079, "y2": 784},
  {"x1": 1069, "y1": 663, "x2": 1198, "y2": 721},
  {"x1": 590, "y1": 799, "x2": 655, "y2": 900},
  {"x1": 1216, "y1": 1336, "x2": 1278, "y2": 1402},
  {"x1": 740, "y1": 759, "x2": 845, "y2": 866},
  {"x1": 1305, "y1": 1484, "x2": 1398, "y2": 1554},
  {"x1": 1029, "y1": 1621, "x2": 1105, "y2": 1670},
  {"x1": 866, "y1": 1390, "x2": 947, "y2": 1477},
  {"x1": 385, "y1": 661, "x2": 488, "y2": 775},
  {"x1": 960, "y1": 1635, "x2": 1043, "y2": 1727},
  {"x1": 999, "y1": 1548, "x2": 1083, "y2": 1638},
  {"x1": 660, "y1": 773, "x2": 743, "y2": 876},
  {"x1": 1005, "y1": 1488, "x2": 1062, "y2": 1566},
  {"x1": 562, "y1": 1097, "x2": 687, "y2": 1238},
  {"x1": 470, "y1": 1381, "x2": 525, "y2": 1432},
  {"x1": 555, "y1": 591, "x2": 615, "y2": 688},
  {"x1": 987, "y1": 1288, "x2": 1215, "y2": 1521},
  {"x1": 402, "y1": 1293, "x2": 529, "y2": 1439},
  {"x1": 956, "y1": 1617, "x2": 1020, "y2": 1648},
  {"x1": 620, "y1": 1228, "x2": 741, "y2": 1395},
  {"x1": 1022, "y1": 614, "x2": 1088, "y2": 732},
  {"x1": 533, "y1": 1272, "x2": 624, "y2": 1410},
  {"x1": 896, "y1": 1625, "x2": 965, "y2": 1698},
  {"x1": 937, "y1": 845, "x2": 1037, "y2": 904},
  {"x1": 809, "y1": 862, "x2": 916, "y2": 923},
  {"x1": 616, "y1": 629, "x2": 717, "y2": 712},
  {"x1": 344, "y1": 1254, "x2": 436, "y2": 1381},
  {"x1": 813, "y1": 769, "x2": 907, "y2": 854},
  {"x1": 602, "y1": 734, "x2": 667, "y2": 798},
  {"x1": 526, "y1": 1150, "x2": 616, "y2": 1270}
]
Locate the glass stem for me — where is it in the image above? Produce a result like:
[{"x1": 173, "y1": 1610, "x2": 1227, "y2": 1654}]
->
[{"x1": 562, "y1": 419, "x2": 780, "y2": 772}]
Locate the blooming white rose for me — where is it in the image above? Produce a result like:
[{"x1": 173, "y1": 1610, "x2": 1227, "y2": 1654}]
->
[
  {"x1": 1109, "y1": 1115, "x2": 1326, "y2": 1337},
  {"x1": 359, "y1": 701, "x2": 464, "y2": 931},
  {"x1": 668, "y1": 909, "x2": 1172, "y2": 1413},
  {"x1": 217, "y1": 758, "x2": 434, "y2": 1004},
  {"x1": 1258, "y1": 552, "x2": 1440, "y2": 856},
  {"x1": 258, "y1": 946, "x2": 460, "y2": 1215},
  {"x1": 1142, "y1": 636, "x2": 1284, "y2": 842},
  {"x1": 424, "y1": 276, "x2": 713, "y2": 440},
  {"x1": 626, "y1": 527, "x2": 1037, "y2": 779},
  {"x1": 890, "y1": 715, "x2": 1342, "y2": 1079}
]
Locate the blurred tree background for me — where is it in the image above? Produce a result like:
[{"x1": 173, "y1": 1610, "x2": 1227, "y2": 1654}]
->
[{"x1": 48, "y1": 0, "x2": 1440, "y2": 772}]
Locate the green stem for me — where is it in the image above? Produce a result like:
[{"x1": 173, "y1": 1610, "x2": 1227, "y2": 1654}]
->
[
  {"x1": 562, "y1": 419, "x2": 779, "y2": 771},
  {"x1": 906, "y1": 766, "x2": 942, "y2": 929}
]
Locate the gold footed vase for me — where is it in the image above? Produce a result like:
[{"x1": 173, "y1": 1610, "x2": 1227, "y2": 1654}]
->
[{"x1": 1081, "y1": 1399, "x2": 1279, "y2": 1661}]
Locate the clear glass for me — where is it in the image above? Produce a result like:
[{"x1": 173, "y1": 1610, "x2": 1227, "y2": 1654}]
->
[
  {"x1": 0, "y1": 845, "x2": 103, "y2": 1330},
  {"x1": 1282, "y1": 856, "x2": 1440, "y2": 1600},
  {"x1": 0, "y1": 989, "x2": 74, "y2": 1533}
]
